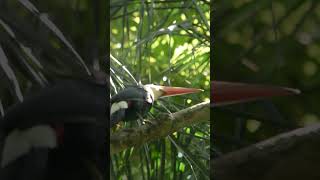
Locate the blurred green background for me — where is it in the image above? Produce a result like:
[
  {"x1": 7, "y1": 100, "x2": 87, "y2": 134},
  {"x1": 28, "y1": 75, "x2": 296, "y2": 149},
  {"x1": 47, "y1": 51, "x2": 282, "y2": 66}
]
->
[
  {"x1": 110, "y1": 0, "x2": 210, "y2": 179},
  {"x1": 213, "y1": 0, "x2": 319, "y2": 157}
]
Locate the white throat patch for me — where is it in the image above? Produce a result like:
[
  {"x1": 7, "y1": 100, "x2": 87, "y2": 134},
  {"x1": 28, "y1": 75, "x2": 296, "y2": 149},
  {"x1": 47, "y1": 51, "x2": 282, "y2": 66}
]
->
[
  {"x1": 1, "y1": 125, "x2": 57, "y2": 167},
  {"x1": 110, "y1": 101, "x2": 128, "y2": 115}
]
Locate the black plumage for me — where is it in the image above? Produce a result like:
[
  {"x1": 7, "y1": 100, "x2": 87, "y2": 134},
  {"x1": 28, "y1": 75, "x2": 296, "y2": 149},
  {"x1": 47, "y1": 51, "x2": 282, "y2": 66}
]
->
[
  {"x1": 110, "y1": 85, "x2": 153, "y2": 127},
  {"x1": 0, "y1": 79, "x2": 108, "y2": 180}
]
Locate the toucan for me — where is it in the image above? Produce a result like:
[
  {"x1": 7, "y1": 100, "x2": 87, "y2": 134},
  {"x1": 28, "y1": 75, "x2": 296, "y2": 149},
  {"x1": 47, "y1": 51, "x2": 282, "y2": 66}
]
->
[
  {"x1": 110, "y1": 84, "x2": 203, "y2": 127},
  {"x1": 0, "y1": 75, "x2": 108, "y2": 180},
  {"x1": 109, "y1": 81, "x2": 299, "y2": 127}
]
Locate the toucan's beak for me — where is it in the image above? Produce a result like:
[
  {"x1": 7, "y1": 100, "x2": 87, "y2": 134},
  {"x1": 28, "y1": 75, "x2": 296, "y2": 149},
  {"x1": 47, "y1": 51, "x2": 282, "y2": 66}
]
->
[
  {"x1": 162, "y1": 86, "x2": 203, "y2": 97},
  {"x1": 212, "y1": 81, "x2": 300, "y2": 106},
  {"x1": 159, "y1": 85, "x2": 203, "y2": 97}
]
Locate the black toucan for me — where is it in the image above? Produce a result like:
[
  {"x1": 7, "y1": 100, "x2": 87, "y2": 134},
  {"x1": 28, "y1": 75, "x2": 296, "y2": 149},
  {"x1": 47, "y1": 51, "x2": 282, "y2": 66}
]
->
[
  {"x1": 110, "y1": 84, "x2": 202, "y2": 127},
  {"x1": 0, "y1": 74, "x2": 108, "y2": 180}
]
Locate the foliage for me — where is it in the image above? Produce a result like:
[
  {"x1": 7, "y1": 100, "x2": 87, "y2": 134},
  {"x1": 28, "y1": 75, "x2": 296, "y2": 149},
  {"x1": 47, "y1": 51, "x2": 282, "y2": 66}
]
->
[
  {"x1": 110, "y1": 0, "x2": 210, "y2": 179},
  {"x1": 0, "y1": 0, "x2": 106, "y2": 109},
  {"x1": 213, "y1": 0, "x2": 319, "y2": 158}
]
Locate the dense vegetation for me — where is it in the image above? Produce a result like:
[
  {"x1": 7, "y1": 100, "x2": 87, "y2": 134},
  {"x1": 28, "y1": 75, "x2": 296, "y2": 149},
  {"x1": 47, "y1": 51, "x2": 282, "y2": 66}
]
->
[
  {"x1": 0, "y1": 0, "x2": 106, "y2": 107},
  {"x1": 111, "y1": 0, "x2": 210, "y2": 179}
]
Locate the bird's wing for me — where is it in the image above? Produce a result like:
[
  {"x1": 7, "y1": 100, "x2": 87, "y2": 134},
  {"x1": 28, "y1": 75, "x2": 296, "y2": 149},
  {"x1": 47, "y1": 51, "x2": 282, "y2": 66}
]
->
[{"x1": 1, "y1": 80, "x2": 107, "y2": 130}]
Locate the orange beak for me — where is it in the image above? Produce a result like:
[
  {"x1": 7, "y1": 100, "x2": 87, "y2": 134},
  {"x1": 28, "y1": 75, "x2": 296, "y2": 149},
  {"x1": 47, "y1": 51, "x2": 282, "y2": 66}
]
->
[
  {"x1": 212, "y1": 81, "x2": 300, "y2": 106},
  {"x1": 156, "y1": 85, "x2": 203, "y2": 98}
]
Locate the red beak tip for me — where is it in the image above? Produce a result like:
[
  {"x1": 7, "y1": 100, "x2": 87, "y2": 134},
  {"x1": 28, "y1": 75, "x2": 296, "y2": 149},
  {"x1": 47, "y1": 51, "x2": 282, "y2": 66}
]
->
[
  {"x1": 188, "y1": 88, "x2": 204, "y2": 93},
  {"x1": 281, "y1": 87, "x2": 301, "y2": 95}
]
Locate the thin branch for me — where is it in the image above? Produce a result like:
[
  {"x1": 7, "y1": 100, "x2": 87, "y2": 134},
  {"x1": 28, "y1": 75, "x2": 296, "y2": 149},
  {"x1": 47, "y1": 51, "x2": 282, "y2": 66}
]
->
[
  {"x1": 110, "y1": 101, "x2": 210, "y2": 154},
  {"x1": 213, "y1": 123, "x2": 320, "y2": 180}
]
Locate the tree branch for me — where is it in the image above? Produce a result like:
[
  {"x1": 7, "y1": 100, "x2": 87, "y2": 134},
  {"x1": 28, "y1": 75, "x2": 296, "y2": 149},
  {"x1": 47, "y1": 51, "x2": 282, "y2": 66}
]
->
[
  {"x1": 110, "y1": 101, "x2": 210, "y2": 154},
  {"x1": 213, "y1": 123, "x2": 320, "y2": 180}
]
